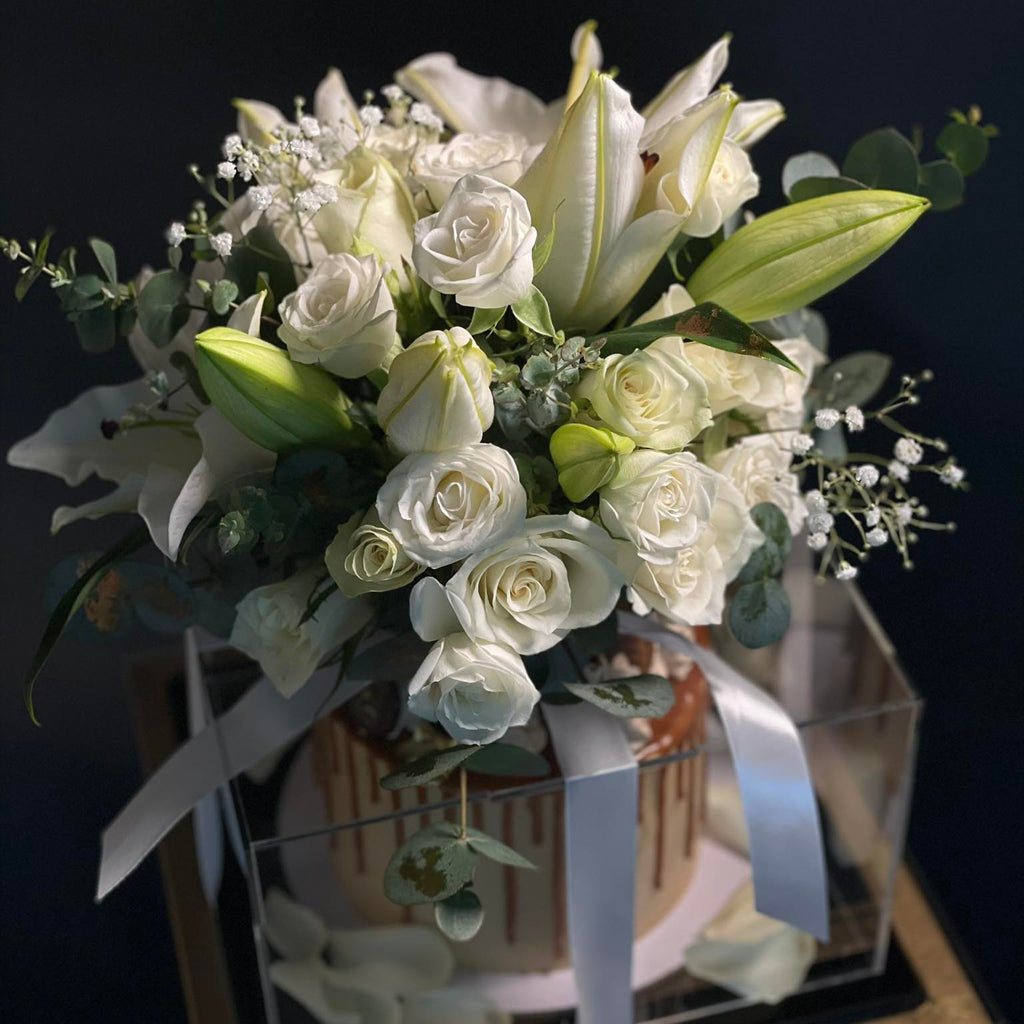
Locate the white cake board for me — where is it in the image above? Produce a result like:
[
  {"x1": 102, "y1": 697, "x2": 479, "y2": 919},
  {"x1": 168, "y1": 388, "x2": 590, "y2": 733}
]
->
[{"x1": 277, "y1": 741, "x2": 752, "y2": 1015}]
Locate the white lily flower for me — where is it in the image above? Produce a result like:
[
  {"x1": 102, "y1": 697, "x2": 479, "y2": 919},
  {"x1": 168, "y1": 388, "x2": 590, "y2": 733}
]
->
[
  {"x1": 396, "y1": 53, "x2": 559, "y2": 145},
  {"x1": 313, "y1": 67, "x2": 362, "y2": 132}
]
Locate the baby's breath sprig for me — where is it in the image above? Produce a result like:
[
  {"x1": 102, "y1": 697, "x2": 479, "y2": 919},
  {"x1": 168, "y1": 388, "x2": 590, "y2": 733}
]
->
[{"x1": 790, "y1": 370, "x2": 964, "y2": 581}]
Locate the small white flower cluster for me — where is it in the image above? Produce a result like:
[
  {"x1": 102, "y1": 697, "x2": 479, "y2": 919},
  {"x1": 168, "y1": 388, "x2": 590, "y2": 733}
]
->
[
  {"x1": 797, "y1": 370, "x2": 962, "y2": 579},
  {"x1": 295, "y1": 182, "x2": 339, "y2": 215}
]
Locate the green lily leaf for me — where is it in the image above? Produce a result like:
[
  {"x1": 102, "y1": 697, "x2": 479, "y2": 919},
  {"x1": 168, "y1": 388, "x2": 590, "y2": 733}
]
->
[{"x1": 590, "y1": 302, "x2": 801, "y2": 373}]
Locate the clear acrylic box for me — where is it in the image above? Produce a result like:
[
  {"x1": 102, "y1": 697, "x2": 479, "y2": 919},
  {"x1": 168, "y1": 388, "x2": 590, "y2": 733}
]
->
[{"x1": 201, "y1": 546, "x2": 921, "y2": 1023}]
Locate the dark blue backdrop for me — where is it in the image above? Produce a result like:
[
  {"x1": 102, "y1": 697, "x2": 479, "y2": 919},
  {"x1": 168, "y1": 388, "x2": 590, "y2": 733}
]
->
[{"x1": 1, "y1": 1, "x2": 1021, "y2": 1019}]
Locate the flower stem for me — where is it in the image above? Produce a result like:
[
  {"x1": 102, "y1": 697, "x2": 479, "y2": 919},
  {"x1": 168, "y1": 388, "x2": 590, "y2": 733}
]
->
[{"x1": 459, "y1": 769, "x2": 468, "y2": 841}]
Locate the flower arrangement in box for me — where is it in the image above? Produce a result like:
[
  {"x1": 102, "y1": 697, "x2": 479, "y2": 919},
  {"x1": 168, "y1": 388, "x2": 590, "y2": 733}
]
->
[{"x1": 3, "y1": 17, "x2": 994, "y2": 1015}]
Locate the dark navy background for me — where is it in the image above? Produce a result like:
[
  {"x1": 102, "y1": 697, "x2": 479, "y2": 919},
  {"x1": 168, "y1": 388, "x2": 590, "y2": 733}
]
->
[{"x1": 1, "y1": 1, "x2": 1021, "y2": 1019}]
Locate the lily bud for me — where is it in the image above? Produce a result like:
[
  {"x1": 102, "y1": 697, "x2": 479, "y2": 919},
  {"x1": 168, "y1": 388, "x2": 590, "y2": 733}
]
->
[
  {"x1": 376, "y1": 327, "x2": 494, "y2": 454},
  {"x1": 687, "y1": 190, "x2": 930, "y2": 322},
  {"x1": 194, "y1": 327, "x2": 368, "y2": 453},
  {"x1": 550, "y1": 422, "x2": 635, "y2": 502}
]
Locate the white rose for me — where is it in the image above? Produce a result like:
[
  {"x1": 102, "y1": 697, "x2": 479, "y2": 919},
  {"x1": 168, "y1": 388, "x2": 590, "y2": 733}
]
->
[
  {"x1": 324, "y1": 510, "x2": 424, "y2": 596},
  {"x1": 410, "y1": 512, "x2": 624, "y2": 655},
  {"x1": 376, "y1": 327, "x2": 494, "y2": 454},
  {"x1": 763, "y1": 336, "x2": 827, "y2": 441},
  {"x1": 709, "y1": 436, "x2": 807, "y2": 535},
  {"x1": 277, "y1": 253, "x2": 397, "y2": 378},
  {"x1": 682, "y1": 138, "x2": 760, "y2": 238},
  {"x1": 628, "y1": 470, "x2": 762, "y2": 626},
  {"x1": 229, "y1": 567, "x2": 373, "y2": 696},
  {"x1": 376, "y1": 443, "x2": 527, "y2": 568},
  {"x1": 636, "y1": 284, "x2": 788, "y2": 416},
  {"x1": 313, "y1": 146, "x2": 418, "y2": 282},
  {"x1": 411, "y1": 132, "x2": 535, "y2": 208},
  {"x1": 575, "y1": 336, "x2": 712, "y2": 450},
  {"x1": 412, "y1": 174, "x2": 536, "y2": 308},
  {"x1": 600, "y1": 450, "x2": 718, "y2": 563},
  {"x1": 408, "y1": 634, "x2": 539, "y2": 744},
  {"x1": 366, "y1": 122, "x2": 428, "y2": 177}
]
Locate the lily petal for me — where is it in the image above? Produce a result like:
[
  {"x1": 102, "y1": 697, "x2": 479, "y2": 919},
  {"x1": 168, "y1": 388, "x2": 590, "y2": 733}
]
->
[
  {"x1": 264, "y1": 887, "x2": 329, "y2": 961},
  {"x1": 641, "y1": 34, "x2": 730, "y2": 144},
  {"x1": 396, "y1": 54, "x2": 552, "y2": 144},
  {"x1": 233, "y1": 98, "x2": 288, "y2": 145},
  {"x1": 328, "y1": 924, "x2": 455, "y2": 992},
  {"x1": 518, "y1": 72, "x2": 645, "y2": 329},
  {"x1": 7, "y1": 380, "x2": 199, "y2": 487},
  {"x1": 314, "y1": 67, "x2": 361, "y2": 132},
  {"x1": 729, "y1": 99, "x2": 786, "y2": 148},
  {"x1": 161, "y1": 408, "x2": 276, "y2": 560},
  {"x1": 566, "y1": 20, "x2": 603, "y2": 109},
  {"x1": 227, "y1": 290, "x2": 267, "y2": 336},
  {"x1": 51, "y1": 476, "x2": 145, "y2": 535}
]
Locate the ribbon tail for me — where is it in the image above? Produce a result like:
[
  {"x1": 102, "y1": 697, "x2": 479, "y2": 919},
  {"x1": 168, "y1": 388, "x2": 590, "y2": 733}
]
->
[
  {"x1": 96, "y1": 664, "x2": 368, "y2": 903},
  {"x1": 618, "y1": 611, "x2": 830, "y2": 942},
  {"x1": 543, "y1": 701, "x2": 637, "y2": 1024}
]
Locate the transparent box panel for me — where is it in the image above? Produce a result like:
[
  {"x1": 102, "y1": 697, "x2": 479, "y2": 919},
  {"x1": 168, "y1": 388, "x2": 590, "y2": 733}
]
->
[{"x1": 202, "y1": 548, "x2": 921, "y2": 1023}]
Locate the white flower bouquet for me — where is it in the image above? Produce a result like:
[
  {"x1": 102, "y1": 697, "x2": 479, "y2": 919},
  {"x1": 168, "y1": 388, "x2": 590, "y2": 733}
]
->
[{"x1": 4, "y1": 18, "x2": 993, "y2": 981}]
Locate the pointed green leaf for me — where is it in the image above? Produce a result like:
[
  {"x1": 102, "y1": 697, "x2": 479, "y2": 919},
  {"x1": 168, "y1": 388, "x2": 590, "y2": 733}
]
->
[
  {"x1": 383, "y1": 824, "x2": 476, "y2": 905},
  {"x1": 532, "y1": 209, "x2": 558, "y2": 275},
  {"x1": 468, "y1": 306, "x2": 506, "y2": 335},
  {"x1": 512, "y1": 285, "x2": 557, "y2": 337},
  {"x1": 563, "y1": 674, "x2": 676, "y2": 718},
  {"x1": 687, "y1": 191, "x2": 929, "y2": 322},
  {"x1": 464, "y1": 743, "x2": 551, "y2": 778},
  {"x1": 464, "y1": 827, "x2": 537, "y2": 869},
  {"x1": 435, "y1": 888, "x2": 484, "y2": 942},
  {"x1": 380, "y1": 745, "x2": 478, "y2": 790},
  {"x1": 88, "y1": 237, "x2": 118, "y2": 284},
  {"x1": 14, "y1": 264, "x2": 43, "y2": 301},
  {"x1": 590, "y1": 302, "x2": 801, "y2": 373},
  {"x1": 23, "y1": 526, "x2": 150, "y2": 725}
]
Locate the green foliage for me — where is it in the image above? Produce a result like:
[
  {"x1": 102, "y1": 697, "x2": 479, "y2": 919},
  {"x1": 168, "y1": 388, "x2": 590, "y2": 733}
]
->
[
  {"x1": 468, "y1": 305, "x2": 506, "y2": 334},
  {"x1": 842, "y1": 129, "x2": 920, "y2": 192},
  {"x1": 463, "y1": 743, "x2": 550, "y2": 778},
  {"x1": 781, "y1": 152, "x2": 839, "y2": 199},
  {"x1": 435, "y1": 888, "x2": 484, "y2": 942},
  {"x1": 564, "y1": 674, "x2": 676, "y2": 718},
  {"x1": 512, "y1": 285, "x2": 557, "y2": 337},
  {"x1": 737, "y1": 503, "x2": 793, "y2": 583},
  {"x1": 936, "y1": 121, "x2": 989, "y2": 176},
  {"x1": 380, "y1": 745, "x2": 480, "y2": 790},
  {"x1": 788, "y1": 176, "x2": 867, "y2": 202},
  {"x1": 225, "y1": 225, "x2": 296, "y2": 306},
  {"x1": 88, "y1": 237, "x2": 117, "y2": 284},
  {"x1": 728, "y1": 578, "x2": 792, "y2": 649},
  {"x1": 137, "y1": 270, "x2": 191, "y2": 347},
  {"x1": 383, "y1": 823, "x2": 477, "y2": 905},
  {"x1": 210, "y1": 279, "x2": 239, "y2": 316},
  {"x1": 592, "y1": 303, "x2": 801, "y2": 373},
  {"x1": 811, "y1": 350, "x2": 892, "y2": 409},
  {"x1": 25, "y1": 526, "x2": 150, "y2": 725},
  {"x1": 916, "y1": 160, "x2": 965, "y2": 212},
  {"x1": 464, "y1": 827, "x2": 537, "y2": 869}
]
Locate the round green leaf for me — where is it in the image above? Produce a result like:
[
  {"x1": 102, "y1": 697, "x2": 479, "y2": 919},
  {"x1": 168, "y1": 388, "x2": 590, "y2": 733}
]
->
[
  {"x1": 782, "y1": 152, "x2": 840, "y2": 199},
  {"x1": 842, "y1": 129, "x2": 920, "y2": 192},
  {"x1": 736, "y1": 503, "x2": 792, "y2": 583},
  {"x1": 464, "y1": 743, "x2": 551, "y2": 779},
  {"x1": 211, "y1": 279, "x2": 239, "y2": 316},
  {"x1": 936, "y1": 122, "x2": 989, "y2": 176},
  {"x1": 464, "y1": 827, "x2": 537, "y2": 869},
  {"x1": 916, "y1": 160, "x2": 965, "y2": 212},
  {"x1": 74, "y1": 305, "x2": 117, "y2": 353},
  {"x1": 563, "y1": 674, "x2": 676, "y2": 718},
  {"x1": 788, "y1": 175, "x2": 868, "y2": 204},
  {"x1": 811, "y1": 350, "x2": 892, "y2": 409},
  {"x1": 383, "y1": 823, "x2": 476, "y2": 905},
  {"x1": 137, "y1": 269, "x2": 191, "y2": 347},
  {"x1": 434, "y1": 888, "x2": 485, "y2": 942},
  {"x1": 728, "y1": 579, "x2": 792, "y2": 649}
]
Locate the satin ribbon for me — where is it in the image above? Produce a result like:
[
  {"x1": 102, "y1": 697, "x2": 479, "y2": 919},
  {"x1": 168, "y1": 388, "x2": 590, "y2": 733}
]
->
[
  {"x1": 542, "y1": 701, "x2": 637, "y2": 1024},
  {"x1": 618, "y1": 611, "x2": 830, "y2": 942}
]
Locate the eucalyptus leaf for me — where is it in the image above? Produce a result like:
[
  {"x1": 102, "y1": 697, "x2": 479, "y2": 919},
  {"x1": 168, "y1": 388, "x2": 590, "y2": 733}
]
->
[
  {"x1": 936, "y1": 121, "x2": 989, "y2": 176},
  {"x1": 167, "y1": 246, "x2": 182, "y2": 272},
  {"x1": 842, "y1": 128, "x2": 920, "y2": 192},
  {"x1": 380, "y1": 745, "x2": 478, "y2": 790},
  {"x1": 812, "y1": 350, "x2": 892, "y2": 409},
  {"x1": 464, "y1": 743, "x2": 550, "y2": 778},
  {"x1": 23, "y1": 526, "x2": 150, "y2": 725},
  {"x1": 88, "y1": 237, "x2": 118, "y2": 284},
  {"x1": 737, "y1": 503, "x2": 792, "y2": 583},
  {"x1": 781, "y1": 152, "x2": 839, "y2": 199},
  {"x1": 14, "y1": 264, "x2": 43, "y2": 301},
  {"x1": 521, "y1": 354, "x2": 556, "y2": 389},
  {"x1": 916, "y1": 160, "x2": 964, "y2": 212},
  {"x1": 728, "y1": 579, "x2": 791, "y2": 649},
  {"x1": 512, "y1": 285, "x2": 557, "y2": 337},
  {"x1": 468, "y1": 306, "x2": 506, "y2": 335},
  {"x1": 226, "y1": 225, "x2": 297, "y2": 304},
  {"x1": 435, "y1": 889, "x2": 484, "y2": 942},
  {"x1": 464, "y1": 827, "x2": 537, "y2": 869},
  {"x1": 169, "y1": 351, "x2": 210, "y2": 403},
  {"x1": 74, "y1": 305, "x2": 117, "y2": 353},
  {"x1": 788, "y1": 175, "x2": 868, "y2": 203},
  {"x1": 211, "y1": 279, "x2": 240, "y2": 316},
  {"x1": 591, "y1": 302, "x2": 801, "y2": 373},
  {"x1": 814, "y1": 424, "x2": 848, "y2": 459},
  {"x1": 383, "y1": 823, "x2": 476, "y2": 905},
  {"x1": 563, "y1": 674, "x2": 676, "y2": 718},
  {"x1": 137, "y1": 269, "x2": 190, "y2": 347}
]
